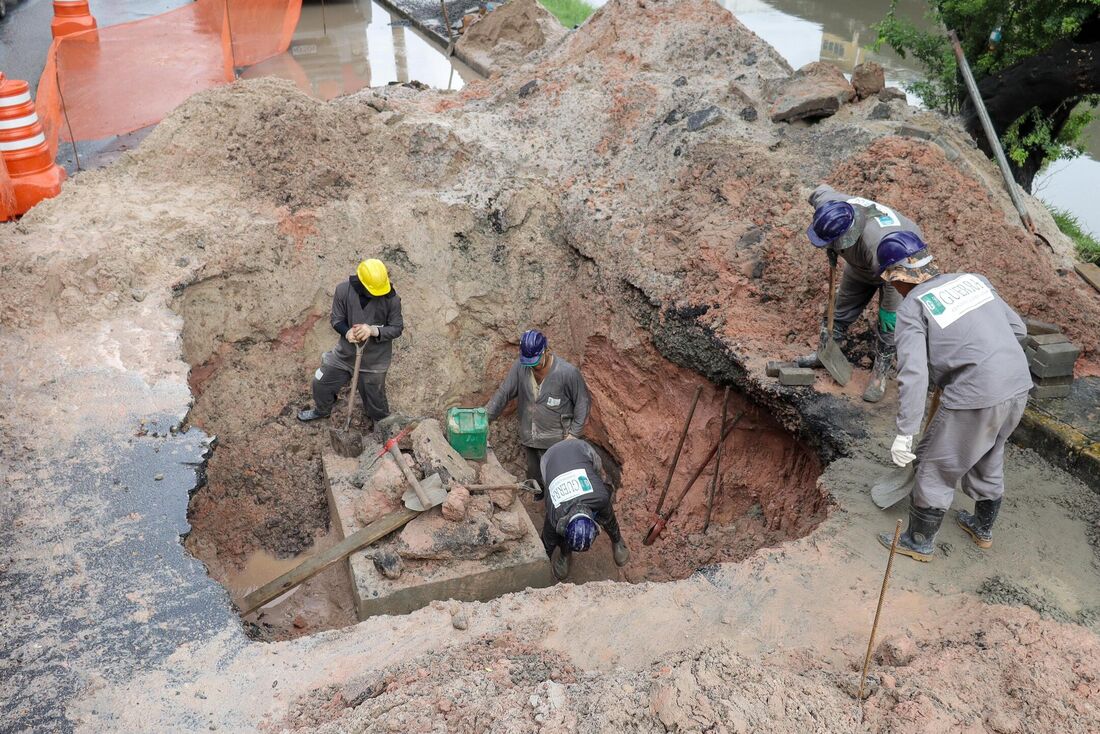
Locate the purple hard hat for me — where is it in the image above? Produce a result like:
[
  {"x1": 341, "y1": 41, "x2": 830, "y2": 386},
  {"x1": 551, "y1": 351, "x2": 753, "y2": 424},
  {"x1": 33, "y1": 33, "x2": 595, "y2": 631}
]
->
[
  {"x1": 520, "y1": 329, "x2": 547, "y2": 367},
  {"x1": 877, "y1": 231, "x2": 930, "y2": 275},
  {"x1": 807, "y1": 200, "x2": 857, "y2": 248},
  {"x1": 566, "y1": 513, "x2": 598, "y2": 552}
]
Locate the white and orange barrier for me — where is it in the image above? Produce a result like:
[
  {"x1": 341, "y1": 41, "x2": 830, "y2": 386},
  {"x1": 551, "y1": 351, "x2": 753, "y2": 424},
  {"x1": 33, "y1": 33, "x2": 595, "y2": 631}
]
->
[
  {"x1": 51, "y1": 0, "x2": 98, "y2": 40},
  {"x1": 0, "y1": 74, "x2": 66, "y2": 221}
]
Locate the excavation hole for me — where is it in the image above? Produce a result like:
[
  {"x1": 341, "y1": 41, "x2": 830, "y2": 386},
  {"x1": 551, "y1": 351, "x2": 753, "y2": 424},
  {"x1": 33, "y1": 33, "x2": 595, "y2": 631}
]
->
[{"x1": 176, "y1": 273, "x2": 826, "y2": 640}]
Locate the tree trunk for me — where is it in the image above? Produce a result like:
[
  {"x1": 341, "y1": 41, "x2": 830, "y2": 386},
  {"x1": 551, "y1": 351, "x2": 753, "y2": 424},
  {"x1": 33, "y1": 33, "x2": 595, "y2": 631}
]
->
[{"x1": 959, "y1": 20, "x2": 1100, "y2": 191}]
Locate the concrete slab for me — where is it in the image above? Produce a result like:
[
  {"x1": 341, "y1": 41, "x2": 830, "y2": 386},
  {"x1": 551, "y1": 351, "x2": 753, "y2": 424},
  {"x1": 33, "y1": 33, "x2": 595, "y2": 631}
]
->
[
  {"x1": 322, "y1": 450, "x2": 553, "y2": 620},
  {"x1": 778, "y1": 366, "x2": 815, "y2": 386}
]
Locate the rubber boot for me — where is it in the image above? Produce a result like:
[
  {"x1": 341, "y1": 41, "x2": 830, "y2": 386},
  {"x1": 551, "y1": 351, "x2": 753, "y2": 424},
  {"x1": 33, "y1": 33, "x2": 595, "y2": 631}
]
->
[
  {"x1": 297, "y1": 408, "x2": 330, "y2": 422},
  {"x1": 552, "y1": 548, "x2": 572, "y2": 581},
  {"x1": 612, "y1": 538, "x2": 630, "y2": 567},
  {"x1": 861, "y1": 340, "x2": 895, "y2": 403},
  {"x1": 796, "y1": 324, "x2": 845, "y2": 369},
  {"x1": 879, "y1": 504, "x2": 945, "y2": 562},
  {"x1": 956, "y1": 498, "x2": 1002, "y2": 549}
]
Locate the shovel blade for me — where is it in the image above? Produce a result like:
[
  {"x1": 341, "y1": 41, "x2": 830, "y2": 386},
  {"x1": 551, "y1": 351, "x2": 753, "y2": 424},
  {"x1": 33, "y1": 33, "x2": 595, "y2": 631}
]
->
[
  {"x1": 820, "y1": 337, "x2": 852, "y2": 386},
  {"x1": 870, "y1": 465, "x2": 915, "y2": 509},
  {"x1": 329, "y1": 428, "x2": 364, "y2": 458},
  {"x1": 403, "y1": 473, "x2": 448, "y2": 511}
]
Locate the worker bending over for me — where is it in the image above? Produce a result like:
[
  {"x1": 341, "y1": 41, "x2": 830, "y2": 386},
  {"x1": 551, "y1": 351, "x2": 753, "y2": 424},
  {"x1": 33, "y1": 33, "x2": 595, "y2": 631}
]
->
[
  {"x1": 298, "y1": 259, "x2": 404, "y2": 426},
  {"x1": 540, "y1": 438, "x2": 629, "y2": 580},
  {"x1": 802, "y1": 184, "x2": 924, "y2": 403},
  {"x1": 876, "y1": 232, "x2": 1032, "y2": 561},
  {"x1": 485, "y1": 329, "x2": 590, "y2": 492}
]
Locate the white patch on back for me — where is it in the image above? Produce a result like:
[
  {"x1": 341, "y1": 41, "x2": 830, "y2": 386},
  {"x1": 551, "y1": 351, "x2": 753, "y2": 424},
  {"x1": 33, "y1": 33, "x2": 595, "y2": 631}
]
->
[
  {"x1": 548, "y1": 468, "x2": 594, "y2": 508},
  {"x1": 917, "y1": 274, "x2": 994, "y2": 329},
  {"x1": 847, "y1": 196, "x2": 901, "y2": 228}
]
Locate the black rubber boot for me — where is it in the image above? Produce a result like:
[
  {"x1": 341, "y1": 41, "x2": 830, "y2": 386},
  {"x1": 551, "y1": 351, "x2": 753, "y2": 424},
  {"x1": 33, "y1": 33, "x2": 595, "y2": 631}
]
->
[
  {"x1": 879, "y1": 504, "x2": 945, "y2": 562},
  {"x1": 956, "y1": 498, "x2": 1002, "y2": 549},
  {"x1": 552, "y1": 548, "x2": 572, "y2": 581},
  {"x1": 612, "y1": 539, "x2": 630, "y2": 567},
  {"x1": 297, "y1": 408, "x2": 330, "y2": 422},
  {"x1": 862, "y1": 340, "x2": 895, "y2": 403}
]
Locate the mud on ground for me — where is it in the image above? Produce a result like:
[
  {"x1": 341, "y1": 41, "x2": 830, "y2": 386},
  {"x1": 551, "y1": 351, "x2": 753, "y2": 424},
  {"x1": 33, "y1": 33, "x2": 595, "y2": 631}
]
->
[{"x1": 2, "y1": 0, "x2": 1100, "y2": 730}]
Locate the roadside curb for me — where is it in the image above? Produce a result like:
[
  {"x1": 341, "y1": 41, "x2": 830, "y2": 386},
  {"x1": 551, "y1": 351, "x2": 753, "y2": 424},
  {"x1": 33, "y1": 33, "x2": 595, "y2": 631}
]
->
[{"x1": 1013, "y1": 377, "x2": 1100, "y2": 492}]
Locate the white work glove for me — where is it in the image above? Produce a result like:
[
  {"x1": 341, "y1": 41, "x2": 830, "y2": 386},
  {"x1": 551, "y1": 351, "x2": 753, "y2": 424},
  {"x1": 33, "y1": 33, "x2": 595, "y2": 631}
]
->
[
  {"x1": 890, "y1": 434, "x2": 915, "y2": 467},
  {"x1": 348, "y1": 325, "x2": 367, "y2": 343},
  {"x1": 369, "y1": 325, "x2": 381, "y2": 338}
]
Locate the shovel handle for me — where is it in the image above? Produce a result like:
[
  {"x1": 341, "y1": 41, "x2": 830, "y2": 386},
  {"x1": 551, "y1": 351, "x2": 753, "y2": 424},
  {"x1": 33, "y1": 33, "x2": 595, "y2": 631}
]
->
[
  {"x1": 388, "y1": 443, "x2": 431, "y2": 509},
  {"x1": 826, "y1": 261, "x2": 837, "y2": 334},
  {"x1": 344, "y1": 341, "x2": 367, "y2": 431}
]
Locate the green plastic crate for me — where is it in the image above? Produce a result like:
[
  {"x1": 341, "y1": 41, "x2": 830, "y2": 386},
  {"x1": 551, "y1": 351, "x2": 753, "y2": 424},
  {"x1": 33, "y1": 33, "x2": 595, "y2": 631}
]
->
[{"x1": 446, "y1": 407, "x2": 488, "y2": 461}]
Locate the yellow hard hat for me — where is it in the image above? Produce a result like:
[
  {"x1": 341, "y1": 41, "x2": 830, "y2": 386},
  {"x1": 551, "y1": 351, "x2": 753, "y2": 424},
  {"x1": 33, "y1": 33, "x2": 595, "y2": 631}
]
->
[{"x1": 356, "y1": 259, "x2": 391, "y2": 296}]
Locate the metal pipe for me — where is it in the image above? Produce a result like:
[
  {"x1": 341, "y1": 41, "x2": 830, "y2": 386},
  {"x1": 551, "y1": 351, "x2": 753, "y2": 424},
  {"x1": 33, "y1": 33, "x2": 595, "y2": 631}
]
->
[
  {"x1": 654, "y1": 385, "x2": 703, "y2": 517},
  {"x1": 704, "y1": 387, "x2": 730, "y2": 532}
]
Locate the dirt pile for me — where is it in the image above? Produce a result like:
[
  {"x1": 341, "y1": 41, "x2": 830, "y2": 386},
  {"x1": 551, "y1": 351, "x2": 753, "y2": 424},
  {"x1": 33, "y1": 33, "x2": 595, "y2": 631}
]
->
[
  {"x1": 272, "y1": 603, "x2": 1100, "y2": 733},
  {"x1": 456, "y1": 0, "x2": 567, "y2": 72}
]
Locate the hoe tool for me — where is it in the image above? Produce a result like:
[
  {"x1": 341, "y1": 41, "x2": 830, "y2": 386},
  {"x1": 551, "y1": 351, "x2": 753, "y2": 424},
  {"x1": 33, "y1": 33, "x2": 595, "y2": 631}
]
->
[
  {"x1": 870, "y1": 388, "x2": 942, "y2": 509},
  {"x1": 820, "y1": 260, "x2": 853, "y2": 386},
  {"x1": 330, "y1": 341, "x2": 367, "y2": 457}
]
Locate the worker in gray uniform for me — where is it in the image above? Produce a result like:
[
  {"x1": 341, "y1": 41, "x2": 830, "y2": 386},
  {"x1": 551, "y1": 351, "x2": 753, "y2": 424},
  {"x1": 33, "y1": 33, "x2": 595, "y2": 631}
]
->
[
  {"x1": 875, "y1": 231, "x2": 1032, "y2": 562},
  {"x1": 539, "y1": 438, "x2": 630, "y2": 580},
  {"x1": 485, "y1": 329, "x2": 590, "y2": 495},
  {"x1": 801, "y1": 184, "x2": 924, "y2": 403},
  {"x1": 298, "y1": 259, "x2": 403, "y2": 425}
]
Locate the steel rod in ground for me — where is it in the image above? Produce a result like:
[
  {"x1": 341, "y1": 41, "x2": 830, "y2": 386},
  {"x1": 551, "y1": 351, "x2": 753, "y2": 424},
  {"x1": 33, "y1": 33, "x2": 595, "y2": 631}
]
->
[
  {"x1": 704, "y1": 387, "x2": 730, "y2": 532},
  {"x1": 654, "y1": 385, "x2": 703, "y2": 518},
  {"x1": 858, "y1": 518, "x2": 903, "y2": 703}
]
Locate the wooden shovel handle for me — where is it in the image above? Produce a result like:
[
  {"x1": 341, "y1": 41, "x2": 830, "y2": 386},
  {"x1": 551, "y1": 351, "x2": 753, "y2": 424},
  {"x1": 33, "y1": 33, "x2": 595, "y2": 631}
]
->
[
  {"x1": 826, "y1": 260, "x2": 837, "y2": 334},
  {"x1": 343, "y1": 341, "x2": 367, "y2": 431},
  {"x1": 388, "y1": 443, "x2": 431, "y2": 509}
]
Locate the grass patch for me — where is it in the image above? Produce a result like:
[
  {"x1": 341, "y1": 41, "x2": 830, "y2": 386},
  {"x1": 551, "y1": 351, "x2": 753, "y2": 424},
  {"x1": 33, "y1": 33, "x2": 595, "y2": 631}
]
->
[
  {"x1": 537, "y1": 0, "x2": 595, "y2": 28},
  {"x1": 1047, "y1": 206, "x2": 1100, "y2": 264}
]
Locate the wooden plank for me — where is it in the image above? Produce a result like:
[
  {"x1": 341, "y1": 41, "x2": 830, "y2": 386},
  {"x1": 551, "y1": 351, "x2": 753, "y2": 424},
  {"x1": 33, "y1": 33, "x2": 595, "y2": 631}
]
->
[
  {"x1": 1075, "y1": 262, "x2": 1100, "y2": 294},
  {"x1": 239, "y1": 507, "x2": 419, "y2": 616}
]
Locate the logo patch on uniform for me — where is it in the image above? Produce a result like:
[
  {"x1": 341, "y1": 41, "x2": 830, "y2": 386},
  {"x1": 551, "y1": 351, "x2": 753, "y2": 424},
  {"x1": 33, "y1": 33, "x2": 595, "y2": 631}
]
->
[
  {"x1": 847, "y1": 196, "x2": 901, "y2": 228},
  {"x1": 548, "y1": 468, "x2": 593, "y2": 508},
  {"x1": 315, "y1": 368, "x2": 324, "y2": 380},
  {"x1": 918, "y1": 274, "x2": 994, "y2": 329},
  {"x1": 546, "y1": 396, "x2": 561, "y2": 408}
]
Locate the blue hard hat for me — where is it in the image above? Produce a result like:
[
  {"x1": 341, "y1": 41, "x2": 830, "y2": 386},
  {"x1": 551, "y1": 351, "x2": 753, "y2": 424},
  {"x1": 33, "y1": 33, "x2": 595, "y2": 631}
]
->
[
  {"x1": 565, "y1": 513, "x2": 598, "y2": 552},
  {"x1": 876, "y1": 231, "x2": 930, "y2": 275},
  {"x1": 807, "y1": 201, "x2": 856, "y2": 248},
  {"x1": 519, "y1": 329, "x2": 547, "y2": 367}
]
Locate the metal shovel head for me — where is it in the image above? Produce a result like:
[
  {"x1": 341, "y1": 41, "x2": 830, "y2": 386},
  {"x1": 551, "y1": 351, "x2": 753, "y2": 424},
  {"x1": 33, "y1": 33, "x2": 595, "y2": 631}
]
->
[
  {"x1": 402, "y1": 473, "x2": 447, "y2": 512},
  {"x1": 819, "y1": 336, "x2": 852, "y2": 386},
  {"x1": 329, "y1": 427, "x2": 364, "y2": 458},
  {"x1": 870, "y1": 465, "x2": 915, "y2": 509}
]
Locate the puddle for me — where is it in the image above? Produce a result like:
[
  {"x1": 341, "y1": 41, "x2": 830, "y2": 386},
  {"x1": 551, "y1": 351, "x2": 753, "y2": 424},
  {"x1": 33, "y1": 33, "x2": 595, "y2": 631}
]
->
[
  {"x1": 223, "y1": 546, "x2": 316, "y2": 607},
  {"x1": 240, "y1": 0, "x2": 475, "y2": 99}
]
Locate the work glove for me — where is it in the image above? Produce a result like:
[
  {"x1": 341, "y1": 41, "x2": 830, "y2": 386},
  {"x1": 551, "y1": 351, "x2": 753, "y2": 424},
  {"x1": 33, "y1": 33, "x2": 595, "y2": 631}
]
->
[
  {"x1": 890, "y1": 434, "x2": 916, "y2": 467},
  {"x1": 369, "y1": 325, "x2": 381, "y2": 338}
]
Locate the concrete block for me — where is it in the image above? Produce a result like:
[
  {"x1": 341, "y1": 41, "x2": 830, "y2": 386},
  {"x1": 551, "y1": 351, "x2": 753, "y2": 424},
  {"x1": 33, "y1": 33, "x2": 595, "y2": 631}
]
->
[
  {"x1": 1025, "y1": 332, "x2": 1069, "y2": 350},
  {"x1": 766, "y1": 360, "x2": 796, "y2": 377},
  {"x1": 1075, "y1": 262, "x2": 1100, "y2": 293},
  {"x1": 778, "y1": 367, "x2": 815, "y2": 386},
  {"x1": 1032, "y1": 374, "x2": 1073, "y2": 387},
  {"x1": 1030, "y1": 383, "x2": 1072, "y2": 400},
  {"x1": 1030, "y1": 361, "x2": 1075, "y2": 379},
  {"x1": 1034, "y1": 341, "x2": 1080, "y2": 367},
  {"x1": 1024, "y1": 317, "x2": 1060, "y2": 335}
]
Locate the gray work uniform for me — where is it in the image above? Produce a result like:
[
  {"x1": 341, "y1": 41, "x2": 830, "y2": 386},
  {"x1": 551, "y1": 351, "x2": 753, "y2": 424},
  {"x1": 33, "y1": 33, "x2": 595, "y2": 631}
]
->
[
  {"x1": 485, "y1": 355, "x2": 590, "y2": 487},
  {"x1": 539, "y1": 439, "x2": 621, "y2": 556},
  {"x1": 809, "y1": 184, "x2": 923, "y2": 344},
  {"x1": 894, "y1": 272, "x2": 1032, "y2": 510},
  {"x1": 311, "y1": 277, "x2": 404, "y2": 420}
]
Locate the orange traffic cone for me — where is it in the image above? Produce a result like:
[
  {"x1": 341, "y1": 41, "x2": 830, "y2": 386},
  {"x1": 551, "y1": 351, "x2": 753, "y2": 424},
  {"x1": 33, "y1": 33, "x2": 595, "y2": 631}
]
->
[
  {"x1": 51, "y1": 0, "x2": 98, "y2": 39},
  {"x1": 0, "y1": 74, "x2": 66, "y2": 221}
]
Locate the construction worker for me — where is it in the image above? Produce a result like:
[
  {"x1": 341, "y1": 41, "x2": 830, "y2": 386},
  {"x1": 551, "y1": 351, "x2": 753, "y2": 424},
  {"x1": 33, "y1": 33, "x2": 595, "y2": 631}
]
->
[
  {"x1": 298, "y1": 259, "x2": 403, "y2": 425},
  {"x1": 539, "y1": 438, "x2": 630, "y2": 580},
  {"x1": 801, "y1": 184, "x2": 924, "y2": 403},
  {"x1": 875, "y1": 232, "x2": 1032, "y2": 562},
  {"x1": 484, "y1": 329, "x2": 590, "y2": 493}
]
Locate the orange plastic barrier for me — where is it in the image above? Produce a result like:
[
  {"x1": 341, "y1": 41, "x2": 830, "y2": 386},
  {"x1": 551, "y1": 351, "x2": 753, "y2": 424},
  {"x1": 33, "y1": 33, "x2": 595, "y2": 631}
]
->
[
  {"x1": 0, "y1": 74, "x2": 66, "y2": 221},
  {"x1": 51, "y1": 0, "x2": 98, "y2": 39}
]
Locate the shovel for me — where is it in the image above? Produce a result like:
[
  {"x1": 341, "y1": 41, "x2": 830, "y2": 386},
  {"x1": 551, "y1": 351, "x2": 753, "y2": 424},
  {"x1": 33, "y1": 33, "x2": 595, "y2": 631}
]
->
[
  {"x1": 388, "y1": 443, "x2": 447, "y2": 512},
  {"x1": 871, "y1": 388, "x2": 942, "y2": 509},
  {"x1": 820, "y1": 261, "x2": 853, "y2": 386},
  {"x1": 330, "y1": 341, "x2": 367, "y2": 457}
]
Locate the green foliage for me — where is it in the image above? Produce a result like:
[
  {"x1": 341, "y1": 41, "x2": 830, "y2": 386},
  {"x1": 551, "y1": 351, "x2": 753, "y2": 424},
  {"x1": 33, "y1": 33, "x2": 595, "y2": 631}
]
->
[
  {"x1": 1048, "y1": 205, "x2": 1100, "y2": 263},
  {"x1": 873, "y1": 1, "x2": 1100, "y2": 168},
  {"x1": 537, "y1": 0, "x2": 595, "y2": 28}
]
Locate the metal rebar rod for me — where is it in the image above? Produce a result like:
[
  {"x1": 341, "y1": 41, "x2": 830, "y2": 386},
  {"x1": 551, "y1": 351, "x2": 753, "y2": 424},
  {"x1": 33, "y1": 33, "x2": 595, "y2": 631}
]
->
[
  {"x1": 655, "y1": 385, "x2": 703, "y2": 517},
  {"x1": 703, "y1": 387, "x2": 730, "y2": 532},
  {"x1": 948, "y1": 30, "x2": 1033, "y2": 231},
  {"x1": 858, "y1": 519, "x2": 903, "y2": 704}
]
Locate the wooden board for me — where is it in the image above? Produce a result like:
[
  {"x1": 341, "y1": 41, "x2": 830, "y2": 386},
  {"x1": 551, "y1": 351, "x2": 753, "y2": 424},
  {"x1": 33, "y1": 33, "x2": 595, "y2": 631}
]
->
[
  {"x1": 1075, "y1": 262, "x2": 1100, "y2": 294},
  {"x1": 239, "y1": 507, "x2": 419, "y2": 616}
]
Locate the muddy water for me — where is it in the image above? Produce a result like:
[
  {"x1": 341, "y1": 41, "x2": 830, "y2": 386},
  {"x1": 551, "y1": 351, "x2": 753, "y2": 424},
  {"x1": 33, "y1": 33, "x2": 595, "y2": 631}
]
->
[
  {"x1": 240, "y1": 0, "x2": 474, "y2": 98},
  {"x1": 223, "y1": 547, "x2": 311, "y2": 603}
]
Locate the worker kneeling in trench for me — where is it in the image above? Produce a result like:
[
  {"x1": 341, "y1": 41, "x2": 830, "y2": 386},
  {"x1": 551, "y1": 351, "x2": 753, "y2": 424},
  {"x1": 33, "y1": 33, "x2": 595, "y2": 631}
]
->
[{"x1": 540, "y1": 438, "x2": 630, "y2": 581}]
